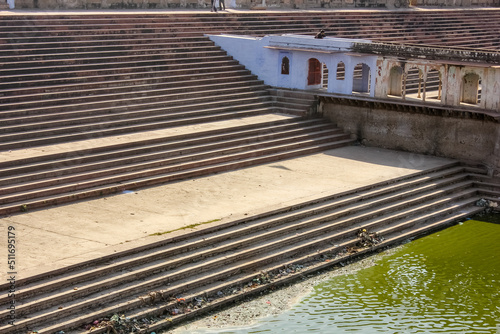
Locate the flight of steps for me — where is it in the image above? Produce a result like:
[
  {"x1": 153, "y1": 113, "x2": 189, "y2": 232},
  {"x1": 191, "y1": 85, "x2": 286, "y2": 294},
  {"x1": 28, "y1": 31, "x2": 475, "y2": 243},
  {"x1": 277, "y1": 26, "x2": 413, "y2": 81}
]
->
[
  {"x1": 0, "y1": 32, "x2": 278, "y2": 150},
  {"x1": 0, "y1": 15, "x2": 357, "y2": 215},
  {"x1": 0, "y1": 116, "x2": 353, "y2": 216},
  {"x1": 269, "y1": 88, "x2": 318, "y2": 116},
  {"x1": 2, "y1": 10, "x2": 500, "y2": 51},
  {"x1": 1, "y1": 11, "x2": 499, "y2": 334},
  {"x1": 0, "y1": 162, "x2": 496, "y2": 334}
]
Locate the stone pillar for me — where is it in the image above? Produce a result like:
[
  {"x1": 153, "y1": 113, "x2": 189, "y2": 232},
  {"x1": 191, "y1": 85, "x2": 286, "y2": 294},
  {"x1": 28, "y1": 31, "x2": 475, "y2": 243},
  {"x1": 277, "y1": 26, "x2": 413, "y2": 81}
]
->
[{"x1": 442, "y1": 65, "x2": 461, "y2": 107}]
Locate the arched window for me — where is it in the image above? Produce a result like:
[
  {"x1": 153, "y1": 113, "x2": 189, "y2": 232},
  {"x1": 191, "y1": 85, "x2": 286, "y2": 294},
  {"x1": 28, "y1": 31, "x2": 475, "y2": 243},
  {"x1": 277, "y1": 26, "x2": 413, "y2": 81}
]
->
[
  {"x1": 307, "y1": 58, "x2": 322, "y2": 86},
  {"x1": 336, "y1": 62, "x2": 345, "y2": 80},
  {"x1": 461, "y1": 72, "x2": 481, "y2": 105},
  {"x1": 281, "y1": 56, "x2": 290, "y2": 75}
]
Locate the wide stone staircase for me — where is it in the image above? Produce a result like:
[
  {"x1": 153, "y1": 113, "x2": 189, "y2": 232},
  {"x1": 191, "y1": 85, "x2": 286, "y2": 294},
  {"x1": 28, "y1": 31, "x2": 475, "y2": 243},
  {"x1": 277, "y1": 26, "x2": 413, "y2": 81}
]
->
[
  {"x1": 0, "y1": 162, "x2": 498, "y2": 334},
  {"x1": 0, "y1": 114, "x2": 351, "y2": 216},
  {"x1": 0, "y1": 15, "x2": 357, "y2": 215},
  {"x1": 0, "y1": 34, "x2": 277, "y2": 150},
  {"x1": 1, "y1": 10, "x2": 500, "y2": 333}
]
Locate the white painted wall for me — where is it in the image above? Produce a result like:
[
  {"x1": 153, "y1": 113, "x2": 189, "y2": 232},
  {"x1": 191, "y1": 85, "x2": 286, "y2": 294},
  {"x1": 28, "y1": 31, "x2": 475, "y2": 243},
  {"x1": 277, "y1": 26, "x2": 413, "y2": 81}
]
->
[
  {"x1": 209, "y1": 34, "x2": 377, "y2": 96},
  {"x1": 208, "y1": 35, "x2": 278, "y2": 86},
  {"x1": 208, "y1": 33, "x2": 499, "y2": 111}
]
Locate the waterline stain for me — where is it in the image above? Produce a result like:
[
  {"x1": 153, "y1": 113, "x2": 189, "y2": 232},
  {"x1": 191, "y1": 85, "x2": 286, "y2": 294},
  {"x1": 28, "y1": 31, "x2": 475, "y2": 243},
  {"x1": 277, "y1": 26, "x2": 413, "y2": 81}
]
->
[{"x1": 212, "y1": 219, "x2": 500, "y2": 333}]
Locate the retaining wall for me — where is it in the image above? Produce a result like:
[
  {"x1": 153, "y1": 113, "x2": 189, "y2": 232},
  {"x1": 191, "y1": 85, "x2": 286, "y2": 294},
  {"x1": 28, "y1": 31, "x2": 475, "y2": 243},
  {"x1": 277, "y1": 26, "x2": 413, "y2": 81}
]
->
[{"x1": 320, "y1": 101, "x2": 500, "y2": 175}]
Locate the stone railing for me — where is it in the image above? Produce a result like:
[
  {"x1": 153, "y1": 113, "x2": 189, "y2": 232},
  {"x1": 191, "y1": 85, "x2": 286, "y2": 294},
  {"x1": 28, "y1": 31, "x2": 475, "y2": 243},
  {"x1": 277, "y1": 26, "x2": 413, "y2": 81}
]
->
[{"x1": 351, "y1": 42, "x2": 500, "y2": 65}]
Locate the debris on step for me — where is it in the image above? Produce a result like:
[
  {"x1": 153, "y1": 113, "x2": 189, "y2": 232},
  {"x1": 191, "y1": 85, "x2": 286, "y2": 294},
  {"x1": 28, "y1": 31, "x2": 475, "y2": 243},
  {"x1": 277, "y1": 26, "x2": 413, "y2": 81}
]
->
[
  {"x1": 85, "y1": 240, "x2": 386, "y2": 333},
  {"x1": 356, "y1": 228, "x2": 383, "y2": 248},
  {"x1": 475, "y1": 198, "x2": 499, "y2": 212}
]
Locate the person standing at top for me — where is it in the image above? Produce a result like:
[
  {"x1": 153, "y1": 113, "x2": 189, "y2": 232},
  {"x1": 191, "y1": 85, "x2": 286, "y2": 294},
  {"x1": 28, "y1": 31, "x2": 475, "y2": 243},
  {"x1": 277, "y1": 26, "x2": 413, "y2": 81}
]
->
[{"x1": 219, "y1": 0, "x2": 225, "y2": 10}]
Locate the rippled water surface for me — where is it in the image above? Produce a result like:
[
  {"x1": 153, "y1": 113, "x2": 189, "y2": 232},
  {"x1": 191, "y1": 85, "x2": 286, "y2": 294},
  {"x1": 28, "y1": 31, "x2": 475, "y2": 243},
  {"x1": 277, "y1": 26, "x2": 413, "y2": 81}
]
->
[{"x1": 214, "y1": 217, "x2": 500, "y2": 333}]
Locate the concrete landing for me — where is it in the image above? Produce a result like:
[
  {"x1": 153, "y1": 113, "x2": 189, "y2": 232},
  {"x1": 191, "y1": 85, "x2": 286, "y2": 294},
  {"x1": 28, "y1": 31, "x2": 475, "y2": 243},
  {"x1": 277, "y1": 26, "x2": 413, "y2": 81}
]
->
[{"x1": 0, "y1": 145, "x2": 453, "y2": 281}]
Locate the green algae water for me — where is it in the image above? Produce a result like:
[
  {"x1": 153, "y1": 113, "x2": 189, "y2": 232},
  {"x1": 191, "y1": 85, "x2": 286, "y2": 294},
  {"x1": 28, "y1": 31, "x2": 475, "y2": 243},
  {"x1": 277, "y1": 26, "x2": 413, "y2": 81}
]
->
[{"x1": 211, "y1": 217, "x2": 500, "y2": 333}]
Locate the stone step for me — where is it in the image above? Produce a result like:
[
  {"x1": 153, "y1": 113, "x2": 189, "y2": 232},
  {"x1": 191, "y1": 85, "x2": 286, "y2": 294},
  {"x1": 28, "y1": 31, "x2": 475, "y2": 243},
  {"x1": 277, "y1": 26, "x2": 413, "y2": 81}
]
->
[
  {"x1": 0, "y1": 78, "x2": 265, "y2": 111},
  {"x1": 0, "y1": 14, "x2": 496, "y2": 33},
  {"x1": 0, "y1": 15, "x2": 496, "y2": 47},
  {"x1": 0, "y1": 50, "x2": 234, "y2": 76},
  {"x1": 119, "y1": 203, "x2": 484, "y2": 334},
  {"x1": 0, "y1": 131, "x2": 347, "y2": 204},
  {"x1": 0, "y1": 162, "x2": 466, "y2": 293},
  {"x1": 92, "y1": 202, "x2": 482, "y2": 334},
  {"x1": 0, "y1": 125, "x2": 341, "y2": 192},
  {"x1": 0, "y1": 162, "x2": 464, "y2": 287},
  {"x1": 0, "y1": 65, "x2": 247, "y2": 92},
  {"x1": 1, "y1": 27, "x2": 469, "y2": 47},
  {"x1": 0, "y1": 138, "x2": 354, "y2": 216},
  {"x1": 0, "y1": 163, "x2": 485, "y2": 333},
  {"x1": 0, "y1": 48, "x2": 228, "y2": 70},
  {"x1": 0, "y1": 93, "x2": 272, "y2": 132},
  {"x1": 0, "y1": 44, "x2": 223, "y2": 62},
  {"x1": 0, "y1": 34, "x2": 210, "y2": 47},
  {"x1": 1, "y1": 84, "x2": 269, "y2": 118},
  {"x1": 270, "y1": 89, "x2": 318, "y2": 116},
  {"x1": 1, "y1": 190, "x2": 478, "y2": 333},
  {"x1": 269, "y1": 88, "x2": 317, "y2": 100},
  {"x1": 0, "y1": 39, "x2": 216, "y2": 56},
  {"x1": 0, "y1": 118, "x2": 326, "y2": 173},
  {"x1": 0, "y1": 101, "x2": 276, "y2": 151},
  {"x1": 0, "y1": 70, "x2": 256, "y2": 100}
]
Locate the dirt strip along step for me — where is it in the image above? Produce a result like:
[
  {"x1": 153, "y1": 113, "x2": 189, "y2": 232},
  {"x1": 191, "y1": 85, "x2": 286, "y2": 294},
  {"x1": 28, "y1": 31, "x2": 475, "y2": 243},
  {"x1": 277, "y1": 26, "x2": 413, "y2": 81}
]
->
[{"x1": 0, "y1": 162, "x2": 490, "y2": 334}]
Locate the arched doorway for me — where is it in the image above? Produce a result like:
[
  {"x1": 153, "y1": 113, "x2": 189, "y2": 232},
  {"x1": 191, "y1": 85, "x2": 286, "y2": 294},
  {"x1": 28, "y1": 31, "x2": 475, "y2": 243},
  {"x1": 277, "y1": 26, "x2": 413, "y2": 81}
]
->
[
  {"x1": 404, "y1": 67, "x2": 424, "y2": 101},
  {"x1": 352, "y1": 63, "x2": 371, "y2": 94},
  {"x1": 461, "y1": 72, "x2": 481, "y2": 105},
  {"x1": 307, "y1": 58, "x2": 322, "y2": 86},
  {"x1": 425, "y1": 69, "x2": 442, "y2": 102}
]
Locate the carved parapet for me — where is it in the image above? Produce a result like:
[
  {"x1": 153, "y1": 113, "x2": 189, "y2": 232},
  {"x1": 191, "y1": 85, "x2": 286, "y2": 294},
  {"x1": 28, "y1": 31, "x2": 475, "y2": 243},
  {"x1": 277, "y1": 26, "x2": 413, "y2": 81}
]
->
[{"x1": 351, "y1": 42, "x2": 500, "y2": 65}]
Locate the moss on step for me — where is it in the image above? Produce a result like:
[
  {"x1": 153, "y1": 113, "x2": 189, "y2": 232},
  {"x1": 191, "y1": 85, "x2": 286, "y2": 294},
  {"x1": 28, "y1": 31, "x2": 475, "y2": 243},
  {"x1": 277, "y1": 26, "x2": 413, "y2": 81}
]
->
[{"x1": 149, "y1": 218, "x2": 221, "y2": 236}]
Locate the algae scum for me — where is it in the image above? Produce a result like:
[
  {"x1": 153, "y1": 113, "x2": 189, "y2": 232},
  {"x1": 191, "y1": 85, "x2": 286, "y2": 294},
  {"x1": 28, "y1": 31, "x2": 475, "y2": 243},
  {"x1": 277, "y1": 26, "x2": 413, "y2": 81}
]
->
[{"x1": 218, "y1": 217, "x2": 500, "y2": 333}]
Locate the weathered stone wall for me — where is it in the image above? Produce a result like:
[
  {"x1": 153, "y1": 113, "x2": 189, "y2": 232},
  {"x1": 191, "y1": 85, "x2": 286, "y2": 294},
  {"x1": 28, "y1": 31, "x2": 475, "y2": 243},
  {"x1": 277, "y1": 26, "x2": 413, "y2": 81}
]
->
[
  {"x1": 320, "y1": 102, "x2": 500, "y2": 174},
  {"x1": 14, "y1": 0, "x2": 499, "y2": 9}
]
